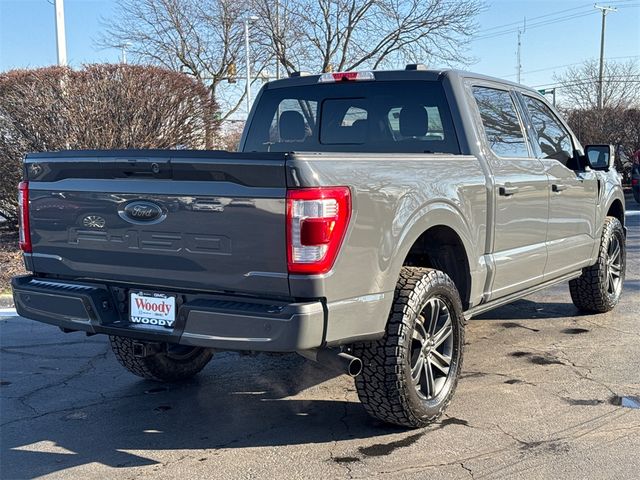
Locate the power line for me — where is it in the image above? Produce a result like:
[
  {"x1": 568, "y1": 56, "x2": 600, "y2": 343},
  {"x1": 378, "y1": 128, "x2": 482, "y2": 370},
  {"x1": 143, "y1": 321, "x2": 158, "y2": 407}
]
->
[
  {"x1": 477, "y1": 4, "x2": 592, "y2": 34},
  {"x1": 533, "y1": 75, "x2": 640, "y2": 89},
  {"x1": 475, "y1": 10, "x2": 599, "y2": 40},
  {"x1": 501, "y1": 55, "x2": 640, "y2": 79},
  {"x1": 475, "y1": 1, "x2": 638, "y2": 41},
  {"x1": 476, "y1": 0, "x2": 637, "y2": 36}
]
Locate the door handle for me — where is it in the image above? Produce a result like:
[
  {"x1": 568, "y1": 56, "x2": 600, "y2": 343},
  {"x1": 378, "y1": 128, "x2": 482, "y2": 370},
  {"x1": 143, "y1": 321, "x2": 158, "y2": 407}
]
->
[
  {"x1": 498, "y1": 184, "x2": 519, "y2": 196},
  {"x1": 552, "y1": 183, "x2": 568, "y2": 192}
]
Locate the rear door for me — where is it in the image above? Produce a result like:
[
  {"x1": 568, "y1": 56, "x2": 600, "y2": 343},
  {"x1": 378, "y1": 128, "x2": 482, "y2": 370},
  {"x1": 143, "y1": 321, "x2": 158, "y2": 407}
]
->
[
  {"x1": 519, "y1": 94, "x2": 598, "y2": 279},
  {"x1": 471, "y1": 85, "x2": 549, "y2": 299},
  {"x1": 26, "y1": 151, "x2": 290, "y2": 296}
]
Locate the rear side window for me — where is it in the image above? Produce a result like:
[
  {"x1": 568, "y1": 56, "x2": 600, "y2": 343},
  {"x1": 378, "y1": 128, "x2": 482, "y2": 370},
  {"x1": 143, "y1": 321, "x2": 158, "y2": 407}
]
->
[
  {"x1": 472, "y1": 87, "x2": 530, "y2": 158},
  {"x1": 243, "y1": 81, "x2": 460, "y2": 154},
  {"x1": 523, "y1": 96, "x2": 574, "y2": 166}
]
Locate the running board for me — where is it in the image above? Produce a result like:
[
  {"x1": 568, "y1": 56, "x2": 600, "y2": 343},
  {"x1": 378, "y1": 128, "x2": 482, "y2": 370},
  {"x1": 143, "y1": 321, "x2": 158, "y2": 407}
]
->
[{"x1": 464, "y1": 271, "x2": 582, "y2": 319}]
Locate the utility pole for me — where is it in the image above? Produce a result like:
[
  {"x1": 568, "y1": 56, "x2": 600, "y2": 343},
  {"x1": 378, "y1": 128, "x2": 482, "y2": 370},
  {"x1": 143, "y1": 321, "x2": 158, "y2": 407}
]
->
[
  {"x1": 54, "y1": 0, "x2": 67, "y2": 66},
  {"x1": 516, "y1": 17, "x2": 526, "y2": 84},
  {"x1": 595, "y1": 4, "x2": 617, "y2": 109}
]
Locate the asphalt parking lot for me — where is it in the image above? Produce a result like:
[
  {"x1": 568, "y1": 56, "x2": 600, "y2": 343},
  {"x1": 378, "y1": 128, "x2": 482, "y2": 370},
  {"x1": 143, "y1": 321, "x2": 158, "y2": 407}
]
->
[{"x1": 1, "y1": 197, "x2": 638, "y2": 480}]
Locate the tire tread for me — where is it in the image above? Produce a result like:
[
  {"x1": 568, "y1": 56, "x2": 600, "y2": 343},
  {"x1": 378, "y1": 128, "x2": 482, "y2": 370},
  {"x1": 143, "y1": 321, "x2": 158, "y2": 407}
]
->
[
  {"x1": 353, "y1": 267, "x2": 464, "y2": 428},
  {"x1": 109, "y1": 336, "x2": 212, "y2": 382},
  {"x1": 569, "y1": 216, "x2": 625, "y2": 313}
]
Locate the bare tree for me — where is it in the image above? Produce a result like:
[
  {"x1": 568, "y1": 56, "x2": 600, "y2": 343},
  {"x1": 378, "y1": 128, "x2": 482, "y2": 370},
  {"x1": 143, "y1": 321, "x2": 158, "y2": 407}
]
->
[
  {"x1": 215, "y1": 122, "x2": 246, "y2": 151},
  {"x1": 564, "y1": 106, "x2": 640, "y2": 185},
  {"x1": 0, "y1": 65, "x2": 218, "y2": 232},
  {"x1": 252, "y1": 0, "x2": 484, "y2": 75},
  {"x1": 100, "y1": 0, "x2": 265, "y2": 120},
  {"x1": 101, "y1": 0, "x2": 482, "y2": 120},
  {"x1": 553, "y1": 59, "x2": 640, "y2": 110}
]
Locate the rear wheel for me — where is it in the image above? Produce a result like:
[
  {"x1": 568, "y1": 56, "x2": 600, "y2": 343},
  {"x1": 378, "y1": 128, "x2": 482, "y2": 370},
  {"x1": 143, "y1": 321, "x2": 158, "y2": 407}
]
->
[
  {"x1": 569, "y1": 216, "x2": 625, "y2": 313},
  {"x1": 109, "y1": 336, "x2": 213, "y2": 382},
  {"x1": 353, "y1": 267, "x2": 465, "y2": 428}
]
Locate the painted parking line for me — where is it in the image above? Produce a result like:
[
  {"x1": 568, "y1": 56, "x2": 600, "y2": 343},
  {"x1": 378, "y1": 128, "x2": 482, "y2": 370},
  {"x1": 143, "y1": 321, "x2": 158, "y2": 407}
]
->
[
  {"x1": 625, "y1": 210, "x2": 640, "y2": 217},
  {"x1": 0, "y1": 308, "x2": 17, "y2": 316}
]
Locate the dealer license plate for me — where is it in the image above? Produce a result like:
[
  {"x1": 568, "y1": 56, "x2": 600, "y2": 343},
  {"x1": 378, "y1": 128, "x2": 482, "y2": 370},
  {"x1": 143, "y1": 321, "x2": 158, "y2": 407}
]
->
[{"x1": 129, "y1": 291, "x2": 176, "y2": 329}]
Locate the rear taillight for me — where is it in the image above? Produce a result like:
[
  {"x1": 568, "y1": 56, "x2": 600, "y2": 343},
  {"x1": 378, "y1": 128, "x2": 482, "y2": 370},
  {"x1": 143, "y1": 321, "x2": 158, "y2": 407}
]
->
[
  {"x1": 633, "y1": 178, "x2": 639, "y2": 185},
  {"x1": 18, "y1": 181, "x2": 32, "y2": 253},
  {"x1": 286, "y1": 187, "x2": 351, "y2": 274}
]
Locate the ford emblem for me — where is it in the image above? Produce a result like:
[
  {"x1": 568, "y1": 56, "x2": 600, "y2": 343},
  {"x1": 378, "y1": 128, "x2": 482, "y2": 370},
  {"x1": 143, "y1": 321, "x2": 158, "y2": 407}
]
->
[{"x1": 120, "y1": 201, "x2": 165, "y2": 224}]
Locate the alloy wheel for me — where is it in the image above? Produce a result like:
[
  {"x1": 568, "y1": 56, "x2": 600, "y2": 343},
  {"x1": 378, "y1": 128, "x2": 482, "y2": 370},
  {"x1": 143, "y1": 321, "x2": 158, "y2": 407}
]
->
[
  {"x1": 410, "y1": 297, "x2": 454, "y2": 400},
  {"x1": 606, "y1": 234, "x2": 623, "y2": 297}
]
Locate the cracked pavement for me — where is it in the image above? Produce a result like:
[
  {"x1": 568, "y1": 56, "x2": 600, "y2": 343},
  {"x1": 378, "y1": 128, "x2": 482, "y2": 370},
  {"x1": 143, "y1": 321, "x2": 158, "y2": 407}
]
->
[{"x1": 1, "y1": 196, "x2": 639, "y2": 480}]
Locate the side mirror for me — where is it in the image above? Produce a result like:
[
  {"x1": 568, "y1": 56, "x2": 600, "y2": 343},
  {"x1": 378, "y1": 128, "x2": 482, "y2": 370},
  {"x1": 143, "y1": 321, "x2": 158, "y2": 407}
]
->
[{"x1": 584, "y1": 144, "x2": 615, "y2": 171}]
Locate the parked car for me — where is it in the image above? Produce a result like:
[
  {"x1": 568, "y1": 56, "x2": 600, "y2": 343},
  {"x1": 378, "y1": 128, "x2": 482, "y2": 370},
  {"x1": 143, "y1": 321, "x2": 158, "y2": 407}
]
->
[{"x1": 12, "y1": 68, "x2": 626, "y2": 428}]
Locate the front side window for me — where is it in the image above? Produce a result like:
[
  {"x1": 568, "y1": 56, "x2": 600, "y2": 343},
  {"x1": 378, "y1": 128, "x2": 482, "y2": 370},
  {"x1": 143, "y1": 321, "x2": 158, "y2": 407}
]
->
[
  {"x1": 472, "y1": 86, "x2": 530, "y2": 158},
  {"x1": 523, "y1": 96, "x2": 574, "y2": 166}
]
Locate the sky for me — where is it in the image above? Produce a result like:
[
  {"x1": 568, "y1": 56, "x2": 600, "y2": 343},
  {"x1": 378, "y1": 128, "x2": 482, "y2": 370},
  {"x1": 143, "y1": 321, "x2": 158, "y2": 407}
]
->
[{"x1": 0, "y1": 0, "x2": 638, "y2": 115}]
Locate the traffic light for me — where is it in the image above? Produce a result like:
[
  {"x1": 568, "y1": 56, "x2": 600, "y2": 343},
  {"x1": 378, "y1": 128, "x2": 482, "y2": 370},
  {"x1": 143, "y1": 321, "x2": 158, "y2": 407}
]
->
[{"x1": 227, "y1": 63, "x2": 237, "y2": 83}]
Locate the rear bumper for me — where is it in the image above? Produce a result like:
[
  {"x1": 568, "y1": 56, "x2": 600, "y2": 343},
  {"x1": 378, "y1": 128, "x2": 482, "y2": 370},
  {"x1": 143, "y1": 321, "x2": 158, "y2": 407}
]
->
[{"x1": 11, "y1": 275, "x2": 325, "y2": 352}]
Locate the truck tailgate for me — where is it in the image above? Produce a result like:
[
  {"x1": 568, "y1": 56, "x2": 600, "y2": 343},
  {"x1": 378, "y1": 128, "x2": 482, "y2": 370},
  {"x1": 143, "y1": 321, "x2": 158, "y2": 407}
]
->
[{"x1": 25, "y1": 151, "x2": 290, "y2": 297}]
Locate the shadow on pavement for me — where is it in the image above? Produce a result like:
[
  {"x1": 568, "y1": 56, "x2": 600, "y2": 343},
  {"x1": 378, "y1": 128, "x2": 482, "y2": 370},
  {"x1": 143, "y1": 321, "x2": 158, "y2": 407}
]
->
[
  {"x1": 0, "y1": 352, "x2": 403, "y2": 478},
  {"x1": 476, "y1": 266, "x2": 638, "y2": 322},
  {"x1": 474, "y1": 298, "x2": 582, "y2": 321}
]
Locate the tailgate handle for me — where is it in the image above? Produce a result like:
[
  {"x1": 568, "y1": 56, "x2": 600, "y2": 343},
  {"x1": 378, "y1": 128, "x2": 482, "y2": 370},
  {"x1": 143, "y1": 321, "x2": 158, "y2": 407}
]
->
[{"x1": 122, "y1": 162, "x2": 163, "y2": 177}]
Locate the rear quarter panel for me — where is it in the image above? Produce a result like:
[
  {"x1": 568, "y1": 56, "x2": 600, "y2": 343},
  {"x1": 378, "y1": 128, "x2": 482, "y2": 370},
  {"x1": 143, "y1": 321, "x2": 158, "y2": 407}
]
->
[{"x1": 287, "y1": 153, "x2": 487, "y2": 343}]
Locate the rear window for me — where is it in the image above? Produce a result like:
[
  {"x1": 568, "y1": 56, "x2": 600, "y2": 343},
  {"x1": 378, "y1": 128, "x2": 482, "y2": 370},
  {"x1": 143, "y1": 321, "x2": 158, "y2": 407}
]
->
[{"x1": 243, "y1": 80, "x2": 460, "y2": 154}]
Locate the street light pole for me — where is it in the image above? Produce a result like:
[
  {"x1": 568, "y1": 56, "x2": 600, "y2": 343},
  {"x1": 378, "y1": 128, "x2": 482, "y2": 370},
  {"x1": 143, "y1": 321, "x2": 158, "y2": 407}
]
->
[
  {"x1": 245, "y1": 19, "x2": 251, "y2": 115},
  {"x1": 275, "y1": 0, "x2": 280, "y2": 81},
  {"x1": 595, "y1": 4, "x2": 617, "y2": 109},
  {"x1": 54, "y1": 0, "x2": 67, "y2": 66},
  {"x1": 121, "y1": 45, "x2": 126, "y2": 64},
  {"x1": 244, "y1": 16, "x2": 258, "y2": 116},
  {"x1": 121, "y1": 43, "x2": 131, "y2": 64}
]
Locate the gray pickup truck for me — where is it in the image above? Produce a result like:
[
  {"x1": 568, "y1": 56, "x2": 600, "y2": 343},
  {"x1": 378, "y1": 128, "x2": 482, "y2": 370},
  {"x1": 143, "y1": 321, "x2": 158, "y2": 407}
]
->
[{"x1": 12, "y1": 67, "x2": 626, "y2": 428}]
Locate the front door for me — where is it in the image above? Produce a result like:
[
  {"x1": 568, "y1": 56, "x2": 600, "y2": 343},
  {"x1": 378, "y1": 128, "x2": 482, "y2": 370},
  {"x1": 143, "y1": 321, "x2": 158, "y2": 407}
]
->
[
  {"x1": 471, "y1": 86, "x2": 549, "y2": 299},
  {"x1": 520, "y1": 94, "x2": 598, "y2": 280}
]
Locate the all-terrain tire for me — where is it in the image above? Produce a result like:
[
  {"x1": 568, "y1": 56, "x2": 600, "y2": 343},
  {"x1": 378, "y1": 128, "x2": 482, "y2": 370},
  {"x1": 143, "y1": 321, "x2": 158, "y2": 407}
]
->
[
  {"x1": 109, "y1": 336, "x2": 213, "y2": 382},
  {"x1": 569, "y1": 216, "x2": 626, "y2": 313},
  {"x1": 352, "y1": 267, "x2": 465, "y2": 428}
]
